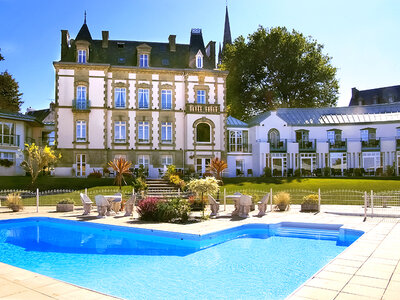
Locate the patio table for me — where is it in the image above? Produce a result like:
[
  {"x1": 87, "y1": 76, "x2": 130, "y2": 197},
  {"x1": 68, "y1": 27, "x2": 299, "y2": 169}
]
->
[{"x1": 104, "y1": 195, "x2": 122, "y2": 215}]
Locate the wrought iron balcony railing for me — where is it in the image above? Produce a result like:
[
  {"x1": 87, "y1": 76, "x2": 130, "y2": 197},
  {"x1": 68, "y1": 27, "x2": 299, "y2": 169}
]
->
[
  {"x1": 361, "y1": 138, "x2": 380, "y2": 151},
  {"x1": 329, "y1": 139, "x2": 347, "y2": 152},
  {"x1": 298, "y1": 139, "x2": 316, "y2": 152},
  {"x1": 72, "y1": 99, "x2": 91, "y2": 111},
  {"x1": 269, "y1": 139, "x2": 287, "y2": 152}
]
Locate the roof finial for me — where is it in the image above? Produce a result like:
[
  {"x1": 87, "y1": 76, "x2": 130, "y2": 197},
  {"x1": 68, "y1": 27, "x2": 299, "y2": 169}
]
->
[{"x1": 84, "y1": 10, "x2": 87, "y2": 24}]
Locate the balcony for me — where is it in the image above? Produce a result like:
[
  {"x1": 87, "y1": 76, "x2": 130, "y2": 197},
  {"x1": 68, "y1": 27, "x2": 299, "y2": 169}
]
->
[
  {"x1": 361, "y1": 138, "x2": 380, "y2": 151},
  {"x1": 72, "y1": 99, "x2": 91, "y2": 112},
  {"x1": 185, "y1": 103, "x2": 220, "y2": 114},
  {"x1": 0, "y1": 135, "x2": 20, "y2": 147},
  {"x1": 269, "y1": 139, "x2": 287, "y2": 153},
  {"x1": 329, "y1": 139, "x2": 347, "y2": 152},
  {"x1": 228, "y1": 143, "x2": 252, "y2": 153},
  {"x1": 298, "y1": 139, "x2": 316, "y2": 152}
]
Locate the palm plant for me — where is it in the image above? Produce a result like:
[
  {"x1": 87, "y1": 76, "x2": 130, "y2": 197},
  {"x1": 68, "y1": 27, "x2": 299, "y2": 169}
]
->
[
  {"x1": 108, "y1": 157, "x2": 132, "y2": 190},
  {"x1": 208, "y1": 157, "x2": 228, "y2": 182}
]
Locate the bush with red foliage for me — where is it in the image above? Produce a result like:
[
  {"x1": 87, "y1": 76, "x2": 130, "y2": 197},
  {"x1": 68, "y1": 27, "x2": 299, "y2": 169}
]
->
[{"x1": 137, "y1": 197, "x2": 161, "y2": 221}]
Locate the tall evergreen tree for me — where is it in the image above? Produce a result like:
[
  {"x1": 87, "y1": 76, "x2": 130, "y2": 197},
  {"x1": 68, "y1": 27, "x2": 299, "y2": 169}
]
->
[
  {"x1": 221, "y1": 26, "x2": 339, "y2": 120},
  {"x1": 0, "y1": 50, "x2": 23, "y2": 112}
]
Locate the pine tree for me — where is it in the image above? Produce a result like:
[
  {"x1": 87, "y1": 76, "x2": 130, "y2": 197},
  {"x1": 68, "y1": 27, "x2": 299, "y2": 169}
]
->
[{"x1": 0, "y1": 50, "x2": 23, "y2": 112}]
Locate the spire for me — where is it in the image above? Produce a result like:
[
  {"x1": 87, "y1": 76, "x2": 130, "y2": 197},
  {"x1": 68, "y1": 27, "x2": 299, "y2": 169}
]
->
[
  {"x1": 218, "y1": 42, "x2": 222, "y2": 66},
  {"x1": 222, "y1": 5, "x2": 232, "y2": 49},
  {"x1": 84, "y1": 10, "x2": 87, "y2": 24},
  {"x1": 76, "y1": 12, "x2": 93, "y2": 43}
]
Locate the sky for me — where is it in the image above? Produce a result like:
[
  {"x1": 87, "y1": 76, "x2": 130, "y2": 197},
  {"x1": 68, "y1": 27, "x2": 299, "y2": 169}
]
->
[{"x1": 1, "y1": 0, "x2": 400, "y2": 112}]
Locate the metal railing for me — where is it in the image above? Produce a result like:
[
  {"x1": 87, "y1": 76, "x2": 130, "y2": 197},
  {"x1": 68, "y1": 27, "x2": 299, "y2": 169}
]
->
[
  {"x1": 361, "y1": 138, "x2": 380, "y2": 151},
  {"x1": 72, "y1": 99, "x2": 91, "y2": 111},
  {"x1": 329, "y1": 139, "x2": 347, "y2": 152},
  {"x1": 269, "y1": 139, "x2": 287, "y2": 152},
  {"x1": 298, "y1": 139, "x2": 316, "y2": 152}
]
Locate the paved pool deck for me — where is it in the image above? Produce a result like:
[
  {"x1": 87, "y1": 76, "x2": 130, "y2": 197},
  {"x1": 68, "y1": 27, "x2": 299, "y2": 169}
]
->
[{"x1": 0, "y1": 205, "x2": 399, "y2": 300}]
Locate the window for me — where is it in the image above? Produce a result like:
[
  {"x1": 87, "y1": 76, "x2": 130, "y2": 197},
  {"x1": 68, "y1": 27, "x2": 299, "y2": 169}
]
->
[
  {"x1": 397, "y1": 128, "x2": 400, "y2": 137},
  {"x1": 296, "y1": 130, "x2": 309, "y2": 142},
  {"x1": 360, "y1": 128, "x2": 376, "y2": 141},
  {"x1": 78, "y1": 50, "x2": 86, "y2": 64},
  {"x1": 161, "y1": 122, "x2": 172, "y2": 143},
  {"x1": 161, "y1": 90, "x2": 172, "y2": 110},
  {"x1": 76, "y1": 86, "x2": 87, "y2": 109},
  {"x1": 138, "y1": 155, "x2": 150, "y2": 169},
  {"x1": 76, "y1": 154, "x2": 86, "y2": 177},
  {"x1": 139, "y1": 54, "x2": 149, "y2": 67},
  {"x1": 195, "y1": 50, "x2": 203, "y2": 68},
  {"x1": 327, "y1": 129, "x2": 341, "y2": 144},
  {"x1": 138, "y1": 88, "x2": 149, "y2": 109},
  {"x1": 196, "y1": 123, "x2": 211, "y2": 143},
  {"x1": 196, "y1": 90, "x2": 206, "y2": 104},
  {"x1": 0, "y1": 152, "x2": 13, "y2": 161},
  {"x1": 115, "y1": 88, "x2": 126, "y2": 108},
  {"x1": 0, "y1": 122, "x2": 15, "y2": 145},
  {"x1": 114, "y1": 121, "x2": 126, "y2": 143},
  {"x1": 161, "y1": 155, "x2": 173, "y2": 166},
  {"x1": 268, "y1": 129, "x2": 280, "y2": 146},
  {"x1": 229, "y1": 130, "x2": 243, "y2": 152},
  {"x1": 330, "y1": 153, "x2": 346, "y2": 173},
  {"x1": 76, "y1": 121, "x2": 86, "y2": 142},
  {"x1": 138, "y1": 121, "x2": 149, "y2": 143},
  {"x1": 46, "y1": 131, "x2": 55, "y2": 146},
  {"x1": 362, "y1": 152, "x2": 381, "y2": 172}
]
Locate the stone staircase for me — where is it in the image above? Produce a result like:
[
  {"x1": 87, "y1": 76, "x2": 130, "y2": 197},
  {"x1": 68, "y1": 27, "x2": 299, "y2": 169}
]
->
[{"x1": 145, "y1": 179, "x2": 184, "y2": 198}]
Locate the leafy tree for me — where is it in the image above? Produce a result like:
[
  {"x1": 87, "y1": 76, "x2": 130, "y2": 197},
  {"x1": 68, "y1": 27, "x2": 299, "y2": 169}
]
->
[
  {"x1": 222, "y1": 26, "x2": 339, "y2": 120},
  {"x1": 20, "y1": 143, "x2": 60, "y2": 186},
  {"x1": 108, "y1": 157, "x2": 132, "y2": 191},
  {"x1": 187, "y1": 177, "x2": 220, "y2": 217},
  {"x1": 0, "y1": 50, "x2": 23, "y2": 112}
]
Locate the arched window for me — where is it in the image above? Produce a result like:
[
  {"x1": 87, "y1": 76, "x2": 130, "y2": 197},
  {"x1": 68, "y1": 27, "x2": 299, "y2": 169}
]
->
[
  {"x1": 196, "y1": 123, "x2": 210, "y2": 142},
  {"x1": 268, "y1": 129, "x2": 280, "y2": 146}
]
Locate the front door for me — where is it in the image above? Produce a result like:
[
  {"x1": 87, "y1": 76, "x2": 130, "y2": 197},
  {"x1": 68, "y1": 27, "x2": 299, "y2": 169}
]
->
[
  {"x1": 196, "y1": 158, "x2": 211, "y2": 175},
  {"x1": 300, "y1": 157, "x2": 312, "y2": 176},
  {"x1": 272, "y1": 158, "x2": 284, "y2": 176},
  {"x1": 76, "y1": 154, "x2": 86, "y2": 177}
]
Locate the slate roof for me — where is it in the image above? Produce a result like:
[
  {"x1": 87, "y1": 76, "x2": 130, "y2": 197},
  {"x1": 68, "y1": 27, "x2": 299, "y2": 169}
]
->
[
  {"x1": 227, "y1": 116, "x2": 249, "y2": 128},
  {"x1": 26, "y1": 109, "x2": 50, "y2": 122},
  {"x1": 60, "y1": 24, "x2": 216, "y2": 69},
  {"x1": 0, "y1": 110, "x2": 42, "y2": 125},
  {"x1": 247, "y1": 111, "x2": 272, "y2": 126},
  {"x1": 349, "y1": 85, "x2": 400, "y2": 106}
]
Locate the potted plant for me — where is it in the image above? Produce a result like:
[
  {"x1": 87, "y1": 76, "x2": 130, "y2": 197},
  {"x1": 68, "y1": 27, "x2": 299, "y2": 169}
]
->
[
  {"x1": 301, "y1": 194, "x2": 319, "y2": 212},
  {"x1": 5, "y1": 193, "x2": 23, "y2": 212},
  {"x1": 273, "y1": 192, "x2": 290, "y2": 211},
  {"x1": 56, "y1": 199, "x2": 75, "y2": 212}
]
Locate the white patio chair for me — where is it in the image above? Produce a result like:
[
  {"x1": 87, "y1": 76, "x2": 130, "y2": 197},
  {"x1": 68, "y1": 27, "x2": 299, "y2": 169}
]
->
[
  {"x1": 208, "y1": 195, "x2": 219, "y2": 217},
  {"x1": 95, "y1": 195, "x2": 110, "y2": 217},
  {"x1": 239, "y1": 194, "x2": 252, "y2": 218},
  {"x1": 80, "y1": 193, "x2": 93, "y2": 215},
  {"x1": 257, "y1": 193, "x2": 270, "y2": 217},
  {"x1": 124, "y1": 194, "x2": 137, "y2": 216}
]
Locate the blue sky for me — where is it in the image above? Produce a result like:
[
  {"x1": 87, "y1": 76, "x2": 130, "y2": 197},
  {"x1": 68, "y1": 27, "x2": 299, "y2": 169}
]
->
[{"x1": 1, "y1": 0, "x2": 400, "y2": 111}]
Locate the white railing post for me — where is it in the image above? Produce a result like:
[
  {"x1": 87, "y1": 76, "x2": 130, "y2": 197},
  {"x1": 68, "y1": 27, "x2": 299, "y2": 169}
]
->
[
  {"x1": 224, "y1": 188, "x2": 226, "y2": 211},
  {"x1": 85, "y1": 188, "x2": 88, "y2": 196},
  {"x1": 371, "y1": 190, "x2": 374, "y2": 218},
  {"x1": 364, "y1": 191, "x2": 368, "y2": 221},
  {"x1": 270, "y1": 188, "x2": 273, "y2": 212},
  {"x1": 36, "y1": 188, "x2": 39, "y2": 213},
  {"x1": 318, "y1": 188, "x2": 321, "y2": 211},
  {"x1": 133, "y1": 188, "x2": 135, "y2": 195},
  {"x1": 178, "y1": 188, "x2": 181, "y2": 197}
]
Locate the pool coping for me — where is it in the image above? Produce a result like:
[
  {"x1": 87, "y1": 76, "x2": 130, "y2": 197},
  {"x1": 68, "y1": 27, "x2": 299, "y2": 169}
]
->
[{"x1": 0, "y1": 207, "x2": 398, "y2": 299}]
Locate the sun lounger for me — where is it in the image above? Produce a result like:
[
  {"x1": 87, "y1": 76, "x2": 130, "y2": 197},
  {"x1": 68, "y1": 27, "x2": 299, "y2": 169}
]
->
[
  {"x1": 257, "y1": 193, "x2": 270, "y2": 217},
  {"x1": 80, "y1": 193, "x2": 93, "y2": 215},
  {"x1": 95, "y1": 195, "x2": 110, "y2": 217},
  {"x1": 124, "y1": 194, "x2": 136, "y2": 216},
  {"x1": 208, "y1": 195, "x2": 219, "y2": 217}
]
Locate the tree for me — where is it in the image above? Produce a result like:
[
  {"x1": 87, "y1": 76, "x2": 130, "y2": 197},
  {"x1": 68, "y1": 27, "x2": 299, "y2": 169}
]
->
[
  {"x1": 222, "y1": 26, "x2": 339, "y2": 120},
  {"x1": 207, "y1": 157, "x2": 228, "y2": 182},
  {"x1": 108, "y1": 157, "x2": 132, "y2": 191},
  {"x1": 0, "y1": 50, "x2": 23, "y2": 112},
  {"x1": 20, "y1": 143, "x2": 60, "y2": 186},
  {"x1": 187, "y1": 177, "x2": 220, "y2": 217}
]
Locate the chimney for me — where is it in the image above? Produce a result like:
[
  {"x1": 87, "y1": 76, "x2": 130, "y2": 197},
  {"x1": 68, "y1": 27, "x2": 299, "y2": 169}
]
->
[
  {"x1": 206, "y1": 41, "x2": 216, "y2": 68},
  {"x1": 168, "y1": 35, "x2": 176, "y2": 52},
  {"x1": 61, "y1": 30, "x2": 70, "y2": 59},
  {"x1": 102, "y1": 31, "x2": 109, "y2": 48}
]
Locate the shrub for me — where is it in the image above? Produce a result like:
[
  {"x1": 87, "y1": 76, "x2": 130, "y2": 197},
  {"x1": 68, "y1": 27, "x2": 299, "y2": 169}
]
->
[
  {"x1": 294, "y1": 169, "x2": 301, "y2": 177},
  {"x1": 353, "y1": 168, "x2": 363, "y2": 177},
  {"x1": 88, "y1": 170, "x2": 102, "y2": 178},
  {"x1": 188, "y1": 196, "x2": 206, "y2": 211},
  {"x1": 0, "y1": 159, "x2": 13, "y2": 168},
  {"x1": 57, "y1": 198, "x2": 75, "y2": 205},
  {"x1": 5, "y1": 193, "x2": 23, "y2": 212},
  {"x1": 263, "y1": 167, "x2": 272, "y2": 177},
  {"x1": 273, "y1": 192, "x2": 290, "y2": 206},
  {"x1": 137, "y1": 197, "x2": 161, "y2": 221},
  {"x1": 322, "y1": 167, "x2": 331, "y2": 177},
  {"x1": 302, "y1": 194, "x2": 319, "y2": 204},
  {"x1": 132, "y1": 177, "x2": 148, "y2": 192},
  {"x1": 169, "y1": 174, "x2": 186, "y2": 189},
  {"x1": 385, "y1": 165, "x2": 395, "y2": 177}
]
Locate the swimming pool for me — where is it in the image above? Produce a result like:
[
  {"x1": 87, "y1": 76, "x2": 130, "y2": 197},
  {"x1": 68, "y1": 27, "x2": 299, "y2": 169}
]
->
[{"x1": 0, "y1": 218, "x2": 363, "y2": 299}]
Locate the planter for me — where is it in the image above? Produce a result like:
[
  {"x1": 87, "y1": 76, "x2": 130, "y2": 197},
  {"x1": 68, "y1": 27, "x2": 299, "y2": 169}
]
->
[
  {"x1": 56, "y1": 203, "x2": 74, "y2": 212},
  {"x1": 10, "y1": 205, "x2": 21, "y2": 212},
  {"x1": 301, "y1": 203, "x2": 319, "y2": 212},
  {"x1": 277, "y1": 204, "x2": 288, "y2": 211}
]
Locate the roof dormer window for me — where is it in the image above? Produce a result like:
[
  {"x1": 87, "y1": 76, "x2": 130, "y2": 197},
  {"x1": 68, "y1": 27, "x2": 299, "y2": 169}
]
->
[
  {"x1": 196, "y1": 50, "x2": 203, "y2": 68},
  {"x1": 78, "y1": 50, "x2": 86, "y2": 64},
  {"x1": 117, "y1": 42, "x2": 125, "y2": 49},
  {"x1": 140, "y1": 54, "x2": 149, "y2": 68}
]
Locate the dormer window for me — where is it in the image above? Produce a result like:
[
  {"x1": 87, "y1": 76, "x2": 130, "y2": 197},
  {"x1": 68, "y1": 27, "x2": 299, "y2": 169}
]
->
[
  {"x1": 117, "y1": 42, "x2": 125, "y2": 49},
  {"x1": 140, "y1": 54, "x2": 149, "y2": 68},
  {"x1": 196, "y1": 50, "x2": 203, "y2": 68},
  {"x1": 78, "y1": 50, "x2": 86, "y2": 64}
]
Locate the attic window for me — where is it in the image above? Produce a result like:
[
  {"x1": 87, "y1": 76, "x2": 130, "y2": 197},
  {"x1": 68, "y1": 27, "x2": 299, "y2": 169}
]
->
[
  {"x1": 162, "y1": 59, "x2": 169, "y2": 66},
  {"x1": 195, "y1": 50, "x2": 203, "y2": 68},
  {"x1": 117, "y1": 43, "x2": 125, "y2": 49},
  {"x1": 118, "y1": 58, "x2": 126, "y2": 64}
]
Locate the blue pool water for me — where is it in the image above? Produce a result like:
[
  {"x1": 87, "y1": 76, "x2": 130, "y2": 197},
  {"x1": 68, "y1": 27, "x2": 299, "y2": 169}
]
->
[{"x1": 0, "y1": 218, "x2": 363, "y2": 299}]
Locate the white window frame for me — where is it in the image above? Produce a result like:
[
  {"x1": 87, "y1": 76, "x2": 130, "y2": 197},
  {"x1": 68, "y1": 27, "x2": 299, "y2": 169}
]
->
[
  {"x1": 115, "y1": 88, "x2": 126, "y2": 108},
  {"x1": 138, "y1": 88, "x2": 149, "y2": 109},
  {"x1": 195, "y1": 50, "x2": 203, "y2": 68},
  {"x1": 139, "y1": 54, "x2": 149, "y2": 67},
  {"x1": 196, "y1": 90, "x2": 206, "y2": 104},
  {"x1": 0, "y1": 152, "x2": 13, "y2": 161},
  {"x1": 138, "y1": 121, "x2": 149, "y2": 143},
  {"x1": 78, "y1": 50, "x2": 86, "y2": 64},
  {"x1": 138, "y1": 155, "x2": 150, "y2": 169},
  {"x1": 114, "y1": 121, "x2": 126, "y2": 143},
  {"x1": 76, "y1": 121, "x2": 86, "y2": 142},
  {"x1": 229, "y1": 130, "x2": 243, "y2": 152},
  {"x1": 362, "y1": 152, "x2": 381, "y2": 172},
  {"x1": 161, "y1": 89, "x2": 172, "y2": 110},
  {"x1": 161, "y1": 155, "x2": 173, "y2": 166},
  {"x1": 161, "y1": 122, "x2": 172, "y2": 143},
  {"x1": 76, "y1": 86, "x2": 87, "y2": 109}
]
